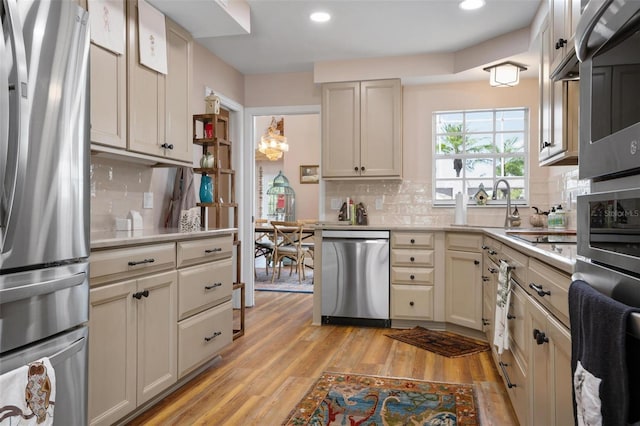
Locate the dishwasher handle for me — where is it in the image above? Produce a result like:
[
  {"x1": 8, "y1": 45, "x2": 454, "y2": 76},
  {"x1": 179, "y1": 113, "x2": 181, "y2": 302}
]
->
[
  {"x1": 324, "y1": 238, "x2": 389, "y2": 244},
  {"x1": 322, "y1": 230, "x2": 389, "y2": 239}
]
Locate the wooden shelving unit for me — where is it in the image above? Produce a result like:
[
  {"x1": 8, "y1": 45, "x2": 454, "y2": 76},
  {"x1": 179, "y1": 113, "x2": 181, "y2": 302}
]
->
[{"x1": 193, "y1": 112, "x2": 245, "y2": 339}]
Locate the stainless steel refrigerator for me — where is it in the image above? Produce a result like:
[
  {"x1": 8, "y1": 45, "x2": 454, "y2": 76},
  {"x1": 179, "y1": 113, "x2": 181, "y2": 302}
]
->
[{"x1": 1, "y1": 0, "x2": 90, "y2": 424}]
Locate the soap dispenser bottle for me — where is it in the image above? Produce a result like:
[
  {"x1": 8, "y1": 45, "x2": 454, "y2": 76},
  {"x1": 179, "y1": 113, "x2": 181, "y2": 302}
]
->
[
  {"x1": 547, "y1": 206, "x2": 556, "y2": 229},
  {"x1": 555, "y1": 205, "x2": 567, "y2": 229}
]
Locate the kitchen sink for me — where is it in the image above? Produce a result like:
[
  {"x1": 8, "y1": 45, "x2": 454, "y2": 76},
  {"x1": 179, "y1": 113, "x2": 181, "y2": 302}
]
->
[{"x1": 506, "y1": 230, "x2": 577, "y2": 244}]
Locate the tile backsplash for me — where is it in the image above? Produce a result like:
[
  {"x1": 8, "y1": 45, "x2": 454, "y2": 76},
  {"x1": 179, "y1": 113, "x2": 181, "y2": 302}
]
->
[{"x1": 90, "y1": 156, "x2": 173, "y2": 232}]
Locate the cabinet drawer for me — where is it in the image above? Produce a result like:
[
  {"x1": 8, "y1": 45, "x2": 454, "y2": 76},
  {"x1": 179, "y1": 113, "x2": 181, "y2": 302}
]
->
[
  {"x1": 391, "y1": 285, "x2": 433, "y2": 320},
  {"x1": 391, "y1": 232, "x2": 434, "y2": 249},
  {"x1": 391, "y1": 266, "x2": 434, "y2": 285},
  {"x1": 177, "y1": 235, "x2": 233, "y2": 268},
  {"x1": 500, "y1": 244, "x2": 528, "y2": 285},
  {"x1": 178, "y1": 259, "x2": 233, "y2": 320},
  {"x1": 508, "y1": 284, "x2": 529, "y2": 373},
  {"x1": 528, "y1": 258, "x2": 571, "y2": 327},
  {"x1": 499, "y1": 349, "x2": 528, "y2": 426},
  {"x1": 177, "y1": 301, "x2": 232, "y2": 378},
  {"x1": 90, "y1": 242, "x2": 176, "y2": 286},
  {"x1": 446, "y1": 233, "x2": 483, "y2": 252},
  {"x1": 391, "y1": 249, "x2": 434, "y2": 267}
]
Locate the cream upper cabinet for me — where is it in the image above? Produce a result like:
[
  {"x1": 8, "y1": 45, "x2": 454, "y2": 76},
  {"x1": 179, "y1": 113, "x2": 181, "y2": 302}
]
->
[
  {"x1": 444, "y1": 233, "x2": 483, "y2": 330},
  {"x1": 127, "y1": 1, "x2": 192, "y2": 164},
  {"x1": 550, "y1": 0, "x2": 581, "y2": 73},
  {"x1": 539, "y1": 19, "x2": 579, "y2": 166},
  {"x1": 322, "y1": 79, "x2": 402, "y2": 179},
  {"x1": 90, "y1": 40, "x2": 126, "y2": 149}
]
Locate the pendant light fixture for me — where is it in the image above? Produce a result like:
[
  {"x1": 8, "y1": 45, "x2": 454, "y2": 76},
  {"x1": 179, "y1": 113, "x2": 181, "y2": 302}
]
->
[
  {"x1": 483, "y1": 61, "x2": 528, "y2": 87},
  {"x1": 258, "y1": 117, "x2": 289, "y2": 161}
]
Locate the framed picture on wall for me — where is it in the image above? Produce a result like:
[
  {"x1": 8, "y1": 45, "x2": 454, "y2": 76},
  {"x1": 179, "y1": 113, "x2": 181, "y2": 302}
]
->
[{"x1": 300, "y1": 165, "x2": 319, "y2": 184}]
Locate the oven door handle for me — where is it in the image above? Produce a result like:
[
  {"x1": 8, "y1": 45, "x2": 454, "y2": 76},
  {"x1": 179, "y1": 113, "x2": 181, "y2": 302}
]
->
[{"x1": 0, "y1": 272, "x2": 86, "y2": 304}]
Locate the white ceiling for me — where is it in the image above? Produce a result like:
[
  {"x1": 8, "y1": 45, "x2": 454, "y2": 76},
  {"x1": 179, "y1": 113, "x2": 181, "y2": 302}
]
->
[{"x1": 149, "y1": 0, "x2": 543, "y2": 82}]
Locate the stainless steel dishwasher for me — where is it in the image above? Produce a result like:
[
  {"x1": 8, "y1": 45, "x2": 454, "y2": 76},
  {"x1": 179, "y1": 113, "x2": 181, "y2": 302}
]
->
[{"x1": 321, "y1": 230, "x2": 390, "y2": 327}]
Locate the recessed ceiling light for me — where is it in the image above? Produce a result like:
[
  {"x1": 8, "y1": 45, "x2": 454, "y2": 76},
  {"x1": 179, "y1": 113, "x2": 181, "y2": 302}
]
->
[
  {"x1": 310, "y1": 11, "x2": 331, "y2": 23},
  {"x1": 459, "y1": 0, "x2": 485, "y2": 10}
]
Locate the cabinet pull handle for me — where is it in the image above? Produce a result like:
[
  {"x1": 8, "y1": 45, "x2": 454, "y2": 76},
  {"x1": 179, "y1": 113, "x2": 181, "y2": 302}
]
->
[
  {"x1": 205, "y1": 247, "x2": 222, "y2": 253},
  {"x1": 533, "y1": 329, "x2": 549, "y2": 345},
  {"x1": 482, "y1": 318, "x2": 490, "y2": 326},
  {"x1": 482, "y1": 276, "x2": 490, "y2": 282},
  {"x1": 481, "y1": 245, "x2": 488, "y2": 250},
  {"x1": 132, "y1": 290, "x2": 149, "y2": 300},
  {"x1": 410, "y1": 274, "x2": 415, "y2": 280},
  {"x1": 488, "y1": 267, "x2": 498, "y2": 274},
  {"x1": 474, "y1": 260, "x2": 480, "y2": 265},
  {"x1": 555, "y1": 38, "x2": 567, "y2": 49},
  {"x1": 507, "y1": 313, "x2": 516, "y2": 320},
  {"x1": 498, "y1": 362, "x2": 517, "y2": 388},
  {"x1": 529, "y1": 282, "x2": 551, "y2": 297},
  {"x1": 128, "y1": 258, "x2": 155, "y2": 266},
  {"x1": 204, "y1": 331, "x2": 222, "y2": 342},
  {"x1": 205, "y1": 282, "x2": 223, "y2": 290},
  {"x1": 488, "y1": 250, "x2": 497, "y2": 255},
  {"x1": 161, "y1": 143, "x2": 174, "y2": 150},
  {"x1": 409, "y1": 301, "x2": 414, "y2": 306}
]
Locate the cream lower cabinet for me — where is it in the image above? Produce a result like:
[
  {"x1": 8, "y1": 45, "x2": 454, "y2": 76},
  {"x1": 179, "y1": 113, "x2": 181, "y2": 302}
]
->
[
  {"x1": 526, "y1": 296, "x2": 574, "y2": 426},
  {"x1": 445, "y1": 233, "x2": 483, "y2": 330},
  {"x1": 176, "y1": 235, "x2": 234, "y2": 378},
  {"x1": 390, "y1": 231, "x2": 435, "y2": 320},
  {"x1": 89, "y1": 270, "x2": 177, "y2": 426},
  {"x1": 322, "y1": 79, "x2": 402, "y2": 179}
]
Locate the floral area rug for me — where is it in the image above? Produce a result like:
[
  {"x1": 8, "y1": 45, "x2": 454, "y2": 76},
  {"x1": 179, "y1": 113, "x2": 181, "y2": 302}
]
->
[
  {"x1": 254, "y1": 267, "x2": 313, "y2": 294},
  {"x1": 386, "y1": 327, "x2": 490, "y2": 358},
  {"x1": 283, "y1": 372, "x2": 479, "y2": 425}
]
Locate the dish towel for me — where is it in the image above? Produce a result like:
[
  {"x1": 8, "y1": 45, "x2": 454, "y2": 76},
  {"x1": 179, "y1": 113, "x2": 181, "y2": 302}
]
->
[
  {"x1": 569, "y1": 279, "x2": 640, "y2": 426},
  {"x1": 493, "y1": 260, "x2": 512, "y2": 355},
  {"x1": 0, "y1": 357, "x2": 56, "y2": 425},
  {"x1": 164, "y1": 167, "x2": 196, "y2": 228}
]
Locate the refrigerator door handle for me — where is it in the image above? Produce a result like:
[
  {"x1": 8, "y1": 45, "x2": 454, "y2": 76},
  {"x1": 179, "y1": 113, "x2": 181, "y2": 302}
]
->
[
  {"x1": 0, "y1": 0, "x2": 29, "y2": 254},
  {"x1": 0, "y1": 271, "x2": 85, "y2": 304}
]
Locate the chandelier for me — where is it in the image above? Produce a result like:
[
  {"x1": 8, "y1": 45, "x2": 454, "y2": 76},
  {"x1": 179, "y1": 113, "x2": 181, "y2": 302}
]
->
[{"x1": 258, "y1": 117, "x2": 289, "y2": 161}]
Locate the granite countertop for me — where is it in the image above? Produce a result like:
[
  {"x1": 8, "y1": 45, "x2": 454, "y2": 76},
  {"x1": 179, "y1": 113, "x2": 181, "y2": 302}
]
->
[{"x1": 91, "y1": 227, "x2": 237, "y2": 250}]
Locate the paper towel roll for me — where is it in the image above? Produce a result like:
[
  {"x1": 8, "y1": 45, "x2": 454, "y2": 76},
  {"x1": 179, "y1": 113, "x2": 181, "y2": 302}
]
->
[{"x1": 454, "y1": 192, "x2": 467, "y2": 225}]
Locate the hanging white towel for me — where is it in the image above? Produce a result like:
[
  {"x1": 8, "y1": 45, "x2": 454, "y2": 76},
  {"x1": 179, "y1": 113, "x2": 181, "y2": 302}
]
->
[
  {"x1": 0, "y1": 357, "x2": 56, "y2": 425},
  {"x1": 493, "y1": 260, "x2": 512, "y2": 355}
]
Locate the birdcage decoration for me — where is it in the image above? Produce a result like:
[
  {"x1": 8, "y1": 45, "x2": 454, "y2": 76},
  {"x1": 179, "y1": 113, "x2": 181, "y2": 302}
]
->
[{"x1": 267, "y1": 171, "x2": 295, "y2": 222}]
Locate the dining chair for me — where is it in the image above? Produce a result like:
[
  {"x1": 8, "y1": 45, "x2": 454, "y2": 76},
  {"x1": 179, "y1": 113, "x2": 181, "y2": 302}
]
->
[
  {"x1": 270, "y1": 221, "x2": 311, "y2": 283},
  {"x1": 254, "y1": 219, "x2": 274, "y2": 277}
]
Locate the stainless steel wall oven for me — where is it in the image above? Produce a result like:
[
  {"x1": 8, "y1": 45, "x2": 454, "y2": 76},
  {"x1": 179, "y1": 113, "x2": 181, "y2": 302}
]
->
[{"x1": 576, "y1": 0, "x2": 640, "y2": 181}]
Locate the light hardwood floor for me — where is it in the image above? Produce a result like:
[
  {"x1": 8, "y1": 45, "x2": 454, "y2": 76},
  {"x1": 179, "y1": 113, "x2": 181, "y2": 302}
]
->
[{"x1": 128, "y1": 291, "x2": 518, "y2": 425}]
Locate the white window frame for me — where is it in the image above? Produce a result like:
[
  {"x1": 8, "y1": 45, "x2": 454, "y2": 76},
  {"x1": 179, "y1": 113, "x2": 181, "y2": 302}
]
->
[{"x1": 432, "y1": 107, "x2": 529, "y2": 207}]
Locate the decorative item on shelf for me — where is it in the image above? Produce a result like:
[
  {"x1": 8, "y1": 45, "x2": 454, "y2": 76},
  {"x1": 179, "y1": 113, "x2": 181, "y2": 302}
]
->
[
  {"x1": 483, "y1": 61, "x2": 527, "y2": 87},
  {"x1": 267, "y1": 171, "x2": 295, "y2": 221},
  {"x1": 205, "y1": 92, "x2": 220, "y2": 114},
  {"x1": 199, "y1": 152, "x2": 215, "y2": 168},
  {"x1": 473, "y1": 183, "x2": 489, "y2": 205},
  {"x1": 199, "y1": 175, "x2": 213, "y2": 203},
  {"x1": 204, "y1": 122, "x2": 213, "y2": 138},
  {"x1": 258, "y1": 117, "x2": 288, "y2": 161}
]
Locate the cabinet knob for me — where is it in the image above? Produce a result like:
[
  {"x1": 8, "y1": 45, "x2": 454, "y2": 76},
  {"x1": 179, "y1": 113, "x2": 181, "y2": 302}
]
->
[
  {"x1": 161, "y1": 143, "x2": 174, "y2": 150},
  {"x1": 488, "y1": 267, "x2": 498, "y2": 274},
  {"x1": 507, "y1": 313, "x2": 516, "y2": 320},
  {"x1": 555, "y1": 38, "x2": 567, "y2": 49},
  {"x1": 409, "y1": 301, "x2": 414, "y2": 306},
  {"x1": 533, "y1": 328, "x2": 549, "y2": 345},
  {"x1": 474, "y1": 260, "x2": 480, "y2": 265},
  {"x1": 410, "y1": 274, "x2": 415, "y2": 280},
  {"x1": 410, "y1": 239, "x2": 415, "y2": 244},
  {"x1": 482, "y1": 276, "x2": 489, "y2": 282},
  {"x1": 410, "y1": 256, "x2": 415, "y2": 262},
  {"x1": 360, "y1": 166, "x2": 365, "y2": 172},
  {"x1": 482, "y1": 318, "x2": 490, "y2": 326},
  {"x1": 354, "y1": 166, "x2": 359, "y2": 172}
]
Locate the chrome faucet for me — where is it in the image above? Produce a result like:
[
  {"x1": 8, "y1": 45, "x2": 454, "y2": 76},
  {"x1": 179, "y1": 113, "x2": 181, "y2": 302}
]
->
[{"x1": 493, "y1": 179, "x2": 519, "y2": 228}]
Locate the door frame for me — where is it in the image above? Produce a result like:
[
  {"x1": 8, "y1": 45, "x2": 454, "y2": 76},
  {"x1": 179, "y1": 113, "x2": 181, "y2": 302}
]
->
[{"x1": 242, "y1": 105, "x2": 321, "y2": 306}]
